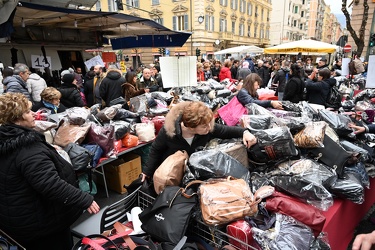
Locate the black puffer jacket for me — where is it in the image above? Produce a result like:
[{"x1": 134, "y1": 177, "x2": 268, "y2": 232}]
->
[
  {"x1": 143, "y1": 102, "x2": 247, "y2": 177},
  {"x1": 0, "y1": 124, "x2": 93, "y2": 245},
  {"x1": 100, "y1": 69, "x2": 126, "y2": 106},
  {"x1": 305, "y1": 78, "x2": 336, "y2": 106},
  {"x1": 58, "y1": 83, "x2": 85, "y2": 108}
]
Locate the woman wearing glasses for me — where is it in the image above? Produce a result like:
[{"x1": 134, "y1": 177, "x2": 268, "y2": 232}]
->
[{"x1": 2, "y1": 63, "x2": 33, "y2": 101}]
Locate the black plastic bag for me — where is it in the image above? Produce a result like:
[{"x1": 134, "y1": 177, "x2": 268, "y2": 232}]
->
[
  {"x1": 323, "y1": 172, "x2": 364, "y2": 204},
  {"x1": 188, "y1": 149, "x2": 250, "y2": 182},
  {"x1": 241, "y1": 114, "x2": 272, "y2": 131},
  {"x1": 249, "y1": 126, "x2": 299, "y2": 164},
  {"x1": 111, "y1": 120, "x2": 131, "y2": 140},
  {"x1": 318, "y1": 109, "x2": 352, "y2": 136}
]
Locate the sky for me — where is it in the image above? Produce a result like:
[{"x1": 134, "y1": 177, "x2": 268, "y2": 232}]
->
[{"x1": 325, "y1": 0, "x2": 352, "y2": 28}]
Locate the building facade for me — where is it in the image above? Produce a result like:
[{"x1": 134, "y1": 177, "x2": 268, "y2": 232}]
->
[
  {"x1": 348, "y1": 0, "x2": 375, "y2": 60},
  {"x1": 96, "y1": 0, "x2": 272, "y2": 66}
]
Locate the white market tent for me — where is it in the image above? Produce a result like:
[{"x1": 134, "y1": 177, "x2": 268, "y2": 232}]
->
[
  {"x1": 214, "y1": 45, "x2": 264, "y2": 55},
  {"x1": 264, "y1": 39, "x2": 339, "y2": 55}
]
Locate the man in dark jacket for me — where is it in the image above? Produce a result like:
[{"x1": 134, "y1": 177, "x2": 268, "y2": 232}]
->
[
  {"x1": 244, "y1": 54, "x2": 256, "y2": 73},
  {"x1": 273, "y1": 61, "x2": 290, "y2": 101},
  {"x1": 230, "y1": 60, "x2": 240, "y2": 80},
  {"x1": 257, "y1": 60, "x2": 271, "y2": 88},
  {"x1": 3, "y1": 63, "x2": 32, "y2": 101},
  {"x1": 99, "y1": 68, "x2": 125, "y2": 107},
  {"x1": 305, "y1": 68, "x2": 336, "y2": 106},
  {"x1": 136, "y1": 67, "x2": 158, "y2": 92}
]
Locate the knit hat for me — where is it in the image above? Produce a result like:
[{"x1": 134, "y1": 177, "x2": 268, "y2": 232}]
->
[{"x1": 62, "y1": 73, "x2": 75, "y2": 84}]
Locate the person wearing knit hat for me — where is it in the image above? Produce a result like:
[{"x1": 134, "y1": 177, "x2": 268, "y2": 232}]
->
[
  {"x1": 62, "y1": 73, "x2": 75, "y2": 84},
  {"x1": 58, "y1": 73, "x2": 85, "y2": 108}
]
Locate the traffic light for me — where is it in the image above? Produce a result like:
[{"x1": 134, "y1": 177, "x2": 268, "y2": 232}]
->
[
  {"x1": 196, "y1": 48, "x2": 201, "y2": 57},
  {"x1": 116, "y1": 0, "x2": 123, "y2": 10},
  {"x1": 370, "y1": 33, "x2": 375, "y2": 47},
  {"x1": 162, "y1": 48, "x2": 166, "y2": 55},
  {"x1": 158, "y1": 48, "x2": 163, "y2": 54}
]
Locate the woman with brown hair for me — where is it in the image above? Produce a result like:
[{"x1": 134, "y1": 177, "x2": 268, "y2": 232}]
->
[
  {"x1": 237, "y1": 73, "x2": 283, "y2": 109},
  {"x1": 141, "y1": 101, "x2": 257, "y2": 179},
  {"x1": 123, "y1": 71, "x2": 150, "y2": 101}
]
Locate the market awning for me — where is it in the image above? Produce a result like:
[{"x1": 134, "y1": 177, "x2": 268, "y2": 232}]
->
[
  {"x1": 214, "y1": 45, "x2": 264, "y2": 55},
  {"x1": 264, "y1": 39, "x2": 338, "y2": 55},
  {"x1": 2, "y1": 1, "x2": 191, "y2": 48},
  {"x1": 107, "y1": 33, "x2": 192, "y2": 49}
]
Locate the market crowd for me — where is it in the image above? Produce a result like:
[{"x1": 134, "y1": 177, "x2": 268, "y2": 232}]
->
[{"x1": 0, "y1": 52, "x2": 372, "y2": 250}]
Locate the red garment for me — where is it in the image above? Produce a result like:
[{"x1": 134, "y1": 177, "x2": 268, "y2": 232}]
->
[
  {"x1": 197, "y1": 71, "x2": 205, "y2": 82},
  {"x1": 219, "y1": 67, "x2": 233, "y2": 82}
]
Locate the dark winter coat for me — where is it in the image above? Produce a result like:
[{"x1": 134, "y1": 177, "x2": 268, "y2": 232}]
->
[
  {"x1": 237, "y1": 88, "x2": 272, "y2": 108},
  {"x1": 257, "y1": 66, "x2": 271, "y2": 87},
  {"x1": 142, "y1": 102, "x2": 247, "y2": 177},
  {"x1": 123, "y1": 82, "x2": 146, "y2": 101},
  {"x1": 58, "y1": 83, "x2": 84, "y2": 108},
  {"x1": 3, "y1": 75, "x2": 32, "y2": 101},
  {"x1": 136, "y1": 75, "x2": 158, "y2": 92},
  {"x1": 305, "y1": 78, "x2": 336, "y2": 105},
  {"x1": 237, "y1": 68, "x2": 252, "y2": 81},
  {"x1": 100, "y1": 69, "x2": 126, "y2": 106},
  {"x1": 84, "y1": 78, "x2": 94, "y2": 107},
  {"x1": 273, "y1": 68, "x2": 290, "y2": 93},
  {"x1": 0, "y1": 124, "x2": 93, "y2": 245},
  {"x1": 282, "y1": 76, "x2": 305, "y2": 103}
]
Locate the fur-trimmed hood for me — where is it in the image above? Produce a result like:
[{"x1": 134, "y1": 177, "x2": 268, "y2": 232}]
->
[
  {"x1": 0, "y1": 124, "x2": 43, "y2": 155},
  {"x1": 163, "y1": 101, "x2": 215, "y2": 138}
]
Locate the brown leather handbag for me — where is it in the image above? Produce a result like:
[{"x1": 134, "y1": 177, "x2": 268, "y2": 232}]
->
[
  {"x1": 153, "y1": 150, "x2": 189, "y2": 194},
  {"x1": 184, "y1": 177, "x2": 261, "y2": 226}
]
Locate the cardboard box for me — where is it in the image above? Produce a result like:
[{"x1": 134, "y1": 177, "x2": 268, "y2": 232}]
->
[{"x1": 101, "y1": 153, "x2": 142, "y2": 194}]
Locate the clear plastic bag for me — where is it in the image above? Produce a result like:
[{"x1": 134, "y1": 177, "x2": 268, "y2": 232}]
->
[
  {"x1": 66, "y1": 107, "x2": 90, "y2": 125},
  {"x1": 293, "y1": 121, "x2": 326, "y2": 148},
  {"x1": 318, "y1": 109, "x2": 352, "y2": 136},
  {"x1": 188, "y1": 149, "x2": 251, "y2": 182},
  {"x1": 324, "y1": 172, "x2": 364, "y2": 204}
]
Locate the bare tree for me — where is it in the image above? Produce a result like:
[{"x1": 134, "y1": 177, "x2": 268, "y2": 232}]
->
[{"x1": 342, "y1": 0, "x2": 369, "y2": 56}]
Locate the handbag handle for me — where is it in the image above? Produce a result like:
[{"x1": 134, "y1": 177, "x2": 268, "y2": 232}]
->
[
  {"x1": 72, "y1": 234, "x2": 120, "y2": 250},
  {"x1": 113, "y1": 222, "x2": 137, "y2": 250},
  {"x1": 181, "y1": 176, "x2": 237, "y2": 198}
]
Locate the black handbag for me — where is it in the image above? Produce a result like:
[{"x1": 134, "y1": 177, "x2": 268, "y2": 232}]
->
[
  {"x1": 139, "y1": 186, "x2": 197, "y2": 244},
  {"x1": 64, "y1": 143, "x2": 93, "y2": 171},
  {"x1": 307, "y1": 135, "x2": 360, "y2": 178}
]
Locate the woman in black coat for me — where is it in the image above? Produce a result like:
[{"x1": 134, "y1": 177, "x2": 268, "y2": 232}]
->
[
  {"x1": 283, "y1": 63, "x2": 305, "y2": 103},
  {"x1": 0, "y1": 93, "x2": 100, "y2": 250},
  {"x1": 141, "y1": 101, "x2": 258, "y2": 178},
  {"x1": 58, "y1": 73, "x2": 85, "y2": 108}
]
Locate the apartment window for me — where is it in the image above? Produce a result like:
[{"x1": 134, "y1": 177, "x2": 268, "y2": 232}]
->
[
  {"x1": 301, "y1": 11, "x2": 304, "y2": 17},
  {"x1": 302, "y1": 0, "x2": 305, "y2": 4},
  {"x1": 299, "y1": 23, "x2": 303, "y2": 30},
  {"x1": 153, "y1": 18, "x2": 163, "y2": 25},
  {"x1": 247, "y1": 3, "x2": 252, "y2": 16},
  {"x1": 261, "y1": 9, "x2": 264, "y2": 20},
  {"x1": 232, "y1": 21, "x2": 235, "y2": 33},
  {"x1": 220, "y1": 0, "x2": 228, "y2": 6},
  {"x1": 260, "y1": 28, "x2": 264, "y2": 39},
  {"x1": 230, "y1": 0, "x2": 238, "y2": 10},
  {"x1": 126, "y1": 0, "x2": 139, "y2": 9},
  {"x1": 205, "y1": 15, "x2": 215, "y2": 31},
  {"x1": 247, "y1": 25, "x2": 251, "y2": 36},
  {"x1": 152, "y1": 0, "x2": 160, "y2": 5},
  {"x1": 173, "y1": 15, "x2": 189, "y2": 31},
  {"x1": 108, "y1": 0, "x2": 117, "y2": 11},
  {"x1": 239, "y1": 23, "x2": 244, "y2": 36},
  {"x1": 219, "y1": 18, "x2": 227, "y2": 32},
  {"x1": 254, "y1": 25, "x2": 257, "y2": 37},
  {"x1": 240, "y1": 0, "x2": 246, "y2": 13},
  {"x1": 255, "y1": 6, "x2": 258, "y2": 17},
  {"x1": 294, "y1": 6, "x2": 298, "y2": 14},
  {"x1": 293, "y1": 20, "x2": 297, "y2": 27},
  {"x1": 95, "y1": 1, "x2": 101, "y2": 11}
]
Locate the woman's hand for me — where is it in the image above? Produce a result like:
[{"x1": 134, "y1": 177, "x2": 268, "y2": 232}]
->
[
  {"x1": 87, "y1": 201, "x2": 100, "y2": 214},
  {"x1": 352, "y1": 230, "x2": 375, "y2": 250},
  {"x1": 141, "y1": 173, "x2": 148, "y2": 182},
  {"x1": 243, "y1": 130, "x2": 257, "y2": 148},
  {"x1": 271, "y1": 101, "x2": 283, "y2": 110},
  {"x1": 349, "y1": 123, "x2": 366, "y2": 135}
]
